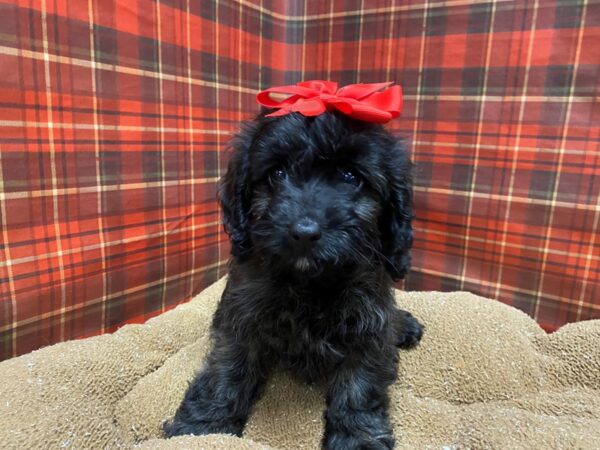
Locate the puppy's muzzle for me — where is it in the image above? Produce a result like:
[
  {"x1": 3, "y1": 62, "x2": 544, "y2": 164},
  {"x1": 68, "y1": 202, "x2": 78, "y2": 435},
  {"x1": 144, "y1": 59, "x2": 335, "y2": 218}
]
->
[{"x1": 289, "y1": 217, "x2": 321, "y2": 248}]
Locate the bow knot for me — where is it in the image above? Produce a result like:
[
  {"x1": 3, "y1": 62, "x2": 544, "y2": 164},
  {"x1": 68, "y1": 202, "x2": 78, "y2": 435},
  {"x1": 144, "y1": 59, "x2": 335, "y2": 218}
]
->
[{"x1": 256, "y1": 80, "x2": 402, "y2": 123}]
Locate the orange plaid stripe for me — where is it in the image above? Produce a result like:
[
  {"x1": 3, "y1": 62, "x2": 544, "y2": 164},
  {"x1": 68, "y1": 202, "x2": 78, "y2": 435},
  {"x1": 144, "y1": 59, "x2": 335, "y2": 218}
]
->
[{"x1": 0, "y1": 0, "x2": 598, "y2": 360}]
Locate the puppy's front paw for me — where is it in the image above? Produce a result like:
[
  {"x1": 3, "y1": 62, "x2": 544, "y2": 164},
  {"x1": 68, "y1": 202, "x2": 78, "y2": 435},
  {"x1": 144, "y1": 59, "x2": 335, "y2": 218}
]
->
[
  {"x1": 163, "y1": 416, "x2": 244, "y2": 438},
  {"x1": 324, "y1": 430, "x2": 394, "y2": 450},
  {"x1": 395, "y1": 310, "x2": 424, "y2": 349}
]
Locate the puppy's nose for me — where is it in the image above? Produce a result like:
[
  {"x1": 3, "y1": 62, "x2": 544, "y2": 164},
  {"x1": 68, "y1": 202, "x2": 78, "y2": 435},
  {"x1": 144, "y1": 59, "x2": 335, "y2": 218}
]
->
[{"x1": 289, "y1": 218, "x2": 321, "y2": 244}]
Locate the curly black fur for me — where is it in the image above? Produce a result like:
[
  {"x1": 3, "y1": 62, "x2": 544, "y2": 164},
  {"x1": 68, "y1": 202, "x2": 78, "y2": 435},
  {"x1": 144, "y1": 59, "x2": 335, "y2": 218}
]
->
[{"x1": 164, "y1": 111, "x2": 423, "y2": 449}]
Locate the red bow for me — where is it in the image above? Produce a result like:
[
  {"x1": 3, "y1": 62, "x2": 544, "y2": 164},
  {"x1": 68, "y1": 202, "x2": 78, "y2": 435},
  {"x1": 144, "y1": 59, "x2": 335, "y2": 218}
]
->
[{"x1": 256, "y1": 80, "x2": 402, "y2": 124}]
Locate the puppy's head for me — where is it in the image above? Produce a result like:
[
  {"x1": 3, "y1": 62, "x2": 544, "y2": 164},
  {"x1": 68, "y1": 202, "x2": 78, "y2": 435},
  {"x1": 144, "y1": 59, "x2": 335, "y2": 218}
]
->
[{"x1": 219, "y1": 111, "x2": 413, "y2": 280}]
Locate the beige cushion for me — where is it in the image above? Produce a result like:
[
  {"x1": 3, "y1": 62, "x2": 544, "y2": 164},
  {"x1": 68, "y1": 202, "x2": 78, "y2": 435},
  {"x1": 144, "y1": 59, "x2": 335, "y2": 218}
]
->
[{"x1": 2, "y1": 277, "x2": 599, "y2": 449}]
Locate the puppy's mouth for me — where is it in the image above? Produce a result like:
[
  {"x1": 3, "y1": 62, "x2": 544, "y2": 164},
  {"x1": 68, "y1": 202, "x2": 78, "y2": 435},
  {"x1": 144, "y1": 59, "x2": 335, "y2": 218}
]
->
[
  {"x1": 294, "y1": 256, "x2": 313, "y2": 271},
  {"x1": 292, "y1": 256, "x2": 326, "y2": 276}
]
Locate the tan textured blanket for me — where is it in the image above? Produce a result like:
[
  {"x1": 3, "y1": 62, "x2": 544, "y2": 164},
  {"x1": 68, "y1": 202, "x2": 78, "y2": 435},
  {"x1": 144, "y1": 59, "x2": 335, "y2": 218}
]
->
[{"x1": 2, "y1": 277, "x2": 599, "y2": 449}]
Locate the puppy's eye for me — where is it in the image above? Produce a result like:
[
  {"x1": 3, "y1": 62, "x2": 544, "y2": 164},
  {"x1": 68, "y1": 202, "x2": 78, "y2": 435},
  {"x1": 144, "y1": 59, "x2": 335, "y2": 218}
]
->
[
  {"x1": 341, "y1": 169, "x2": 361, "y2": 187},
  {"x1": 269, "y1": 167, "x2": 287, "y2": 184}
]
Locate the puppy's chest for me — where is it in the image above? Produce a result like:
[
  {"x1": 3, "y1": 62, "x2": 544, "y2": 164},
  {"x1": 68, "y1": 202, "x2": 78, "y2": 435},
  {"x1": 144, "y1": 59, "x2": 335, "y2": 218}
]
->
[{"x1": 257, "y1": 298, "x2": 350, "y2": 373}]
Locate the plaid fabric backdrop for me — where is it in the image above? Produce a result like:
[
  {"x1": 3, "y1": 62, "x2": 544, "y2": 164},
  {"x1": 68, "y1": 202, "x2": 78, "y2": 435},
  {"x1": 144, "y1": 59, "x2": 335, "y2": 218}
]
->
[{"x1": 0, "y1": 0, "x2": 598, "y2": 360}]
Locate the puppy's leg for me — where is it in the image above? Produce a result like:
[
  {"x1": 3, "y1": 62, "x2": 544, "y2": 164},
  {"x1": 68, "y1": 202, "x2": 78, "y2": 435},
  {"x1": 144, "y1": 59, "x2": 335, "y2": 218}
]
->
[
  {"x1": 163, "y1": 334, "x2": 267, "y2": 437},
  {"x1": 322, "y1": 355, "x2": 397, "y2": 450},
  {"x1": 393, "y1": 308, "x2": 423, "y2": 349}
]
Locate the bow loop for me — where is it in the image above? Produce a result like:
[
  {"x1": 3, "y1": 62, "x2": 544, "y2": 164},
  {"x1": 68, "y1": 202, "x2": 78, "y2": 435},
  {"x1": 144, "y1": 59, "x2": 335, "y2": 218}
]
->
[
  {"x1": 256, "y1": 80, "x2": 402, "y2": 124},
  {"x1": 336, "y1": 82, "x2": 393, "y2": 100},
  {"x1": 297, "y1": 80, "x2": 338, "y2": 93}
]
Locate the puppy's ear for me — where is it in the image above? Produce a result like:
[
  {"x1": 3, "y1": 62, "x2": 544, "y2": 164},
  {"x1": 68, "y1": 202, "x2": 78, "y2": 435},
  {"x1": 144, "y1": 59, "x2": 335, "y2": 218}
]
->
[
  {"x1": 218, "y1": 120, "x2": 259, "y2": 258},
  {"x1": 380, "y1": 140, "x2": 414, "y2": 281}
]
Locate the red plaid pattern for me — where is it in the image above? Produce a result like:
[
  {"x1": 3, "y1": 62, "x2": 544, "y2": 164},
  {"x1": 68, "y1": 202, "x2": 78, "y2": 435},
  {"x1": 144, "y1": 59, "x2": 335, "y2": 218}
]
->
[{"x1": 0, "y1": 0, "x2": 598, "y2": 360}]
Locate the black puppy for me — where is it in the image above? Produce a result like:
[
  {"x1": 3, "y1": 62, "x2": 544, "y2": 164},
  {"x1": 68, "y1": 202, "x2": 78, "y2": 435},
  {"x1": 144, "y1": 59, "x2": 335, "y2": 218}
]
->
[{"x1": 164, "y1": 111, "x2": 423, "y2": 449}]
